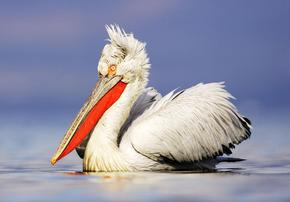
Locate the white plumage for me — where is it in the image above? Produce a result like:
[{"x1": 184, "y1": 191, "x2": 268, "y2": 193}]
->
[
  {"x1": 124, "y1": 83, "x2": 250, "y2": 168},
  {"x1": 52, "y1": 25, "x2": 252, "y2": 172}
]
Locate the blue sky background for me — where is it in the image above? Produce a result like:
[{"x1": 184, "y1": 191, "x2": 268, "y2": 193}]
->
[
  {"x1": 1, "y1": 0, "x2": 289, "y2": 116},
  {"x1": 1, "y1": 3, "x2": 290, "y2": 201}
]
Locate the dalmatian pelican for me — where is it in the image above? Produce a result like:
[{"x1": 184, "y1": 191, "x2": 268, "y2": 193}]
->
[{"x1": 51, "y1": 25, "x2": 251, "y2": 172}]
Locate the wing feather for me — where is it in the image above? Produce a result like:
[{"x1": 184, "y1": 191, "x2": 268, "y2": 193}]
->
[{"x1": 125, "y1": 82, "x2": 251, "y2": 163}]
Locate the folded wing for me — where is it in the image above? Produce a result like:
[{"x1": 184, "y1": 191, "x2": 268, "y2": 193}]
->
[{"x1": 126, "y1": 82, "x2": 251, "y2": 163}]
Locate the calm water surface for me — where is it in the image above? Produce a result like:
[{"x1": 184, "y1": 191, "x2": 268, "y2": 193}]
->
[{"x1": 1, "y1": 110, "x2": 290, "y2": 201}]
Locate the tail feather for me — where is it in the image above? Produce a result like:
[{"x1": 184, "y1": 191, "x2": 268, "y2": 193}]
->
[{"x1": 216, "y1": 156, "x2": 245, "y2": 162}]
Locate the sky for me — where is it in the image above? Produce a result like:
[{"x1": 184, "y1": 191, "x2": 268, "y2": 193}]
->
[{"x1": 0, "y1": 0, "x2": 290, "y2": 117}]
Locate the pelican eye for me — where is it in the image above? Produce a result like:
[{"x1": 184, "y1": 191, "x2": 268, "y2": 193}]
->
[{"x1": 108, "y1": 64, "x2": 117, "y2": 76}]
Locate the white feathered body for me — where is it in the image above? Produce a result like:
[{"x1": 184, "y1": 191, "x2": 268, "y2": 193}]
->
[
  {"x1": 80, "y1": 82, "x2": 251, "y2": 172},
  {"x1": 73, "y1": 25, "x2": 252, "y2": 172}
]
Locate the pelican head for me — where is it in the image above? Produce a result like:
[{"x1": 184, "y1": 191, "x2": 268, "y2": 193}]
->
[
  {"x1": 51, "y1": 25, "x2": 150, "y2": 165},
  {"x1": 98, "y1": 25, "x2": 150, "y2": 84}
]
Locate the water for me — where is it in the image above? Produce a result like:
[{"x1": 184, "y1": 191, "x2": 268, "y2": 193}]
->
[{"x1": 1, "y1": 108, "x2": 290, "y2": 201}]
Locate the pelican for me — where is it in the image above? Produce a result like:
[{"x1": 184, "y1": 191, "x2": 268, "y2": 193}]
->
[{"x1": 51, "y1": 25, "x2": 251, "y2": 172}]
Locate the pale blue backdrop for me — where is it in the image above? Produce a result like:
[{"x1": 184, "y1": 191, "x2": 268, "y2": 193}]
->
[
  {"x1": 1, "y1": 0, "x2": 289, "y2": 115},
  {"x1": 1, "y1": 1, "x2": 290, "y2": 201}
]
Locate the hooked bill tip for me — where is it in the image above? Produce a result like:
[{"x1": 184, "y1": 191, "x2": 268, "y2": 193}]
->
[{"x1": 50, "y1": 157, "x2": 57, "y2": 165}]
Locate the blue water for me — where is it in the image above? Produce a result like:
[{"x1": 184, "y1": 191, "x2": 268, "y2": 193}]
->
[{"x1": 1, "y1": 108, "x2": 290, "y2": 201}]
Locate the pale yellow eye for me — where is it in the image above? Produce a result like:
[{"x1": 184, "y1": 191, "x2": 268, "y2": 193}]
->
[{"x1": 108, "y1": 64, "x2": 117, "y2": 76}]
